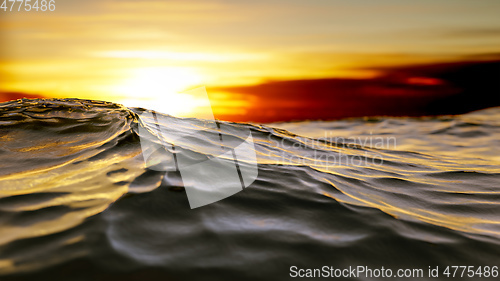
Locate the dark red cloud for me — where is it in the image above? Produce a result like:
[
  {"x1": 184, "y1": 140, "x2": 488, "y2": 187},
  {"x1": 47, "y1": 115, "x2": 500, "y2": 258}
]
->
[
  {"x1": 210, "y1": 59, "x2": 500, "y2": 123},
  {"x1": 0, "y1": 92, "x2": 45, "y2": 102}
]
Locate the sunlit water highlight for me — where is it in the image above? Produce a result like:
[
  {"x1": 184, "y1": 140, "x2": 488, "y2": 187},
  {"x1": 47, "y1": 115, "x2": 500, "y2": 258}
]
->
[{"x1": 0, "y1": 99, "x2": 499, "y2": 280}]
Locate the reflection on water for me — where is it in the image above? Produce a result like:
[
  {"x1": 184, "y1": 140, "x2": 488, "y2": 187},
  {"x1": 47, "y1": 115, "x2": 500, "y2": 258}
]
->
[{"x1": 0, "y1": 99, "x2": 499, "y2": 280}]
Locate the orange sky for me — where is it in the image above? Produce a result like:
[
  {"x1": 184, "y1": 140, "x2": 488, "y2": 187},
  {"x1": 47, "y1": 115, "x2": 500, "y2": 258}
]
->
[{"x1": 1, "y1": 0, "x2": 500, "y2": 121}]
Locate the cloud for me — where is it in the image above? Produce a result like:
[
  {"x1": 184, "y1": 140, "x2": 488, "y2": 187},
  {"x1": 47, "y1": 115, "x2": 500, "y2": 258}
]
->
[
  {"x1": 442, "y1": 27, "x2": 500, "y2": 38},
  {"x1": 211, "y1": 59, "x2": 500, "y2": 122},
  {"x1": 0, "y1": 92, "x2": 45, "y2": 102}
]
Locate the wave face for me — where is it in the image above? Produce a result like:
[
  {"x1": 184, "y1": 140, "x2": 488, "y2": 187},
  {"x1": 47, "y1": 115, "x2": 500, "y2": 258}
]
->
[{"x1": 0, "y1": 99, "x2": 499, "y2": 281}]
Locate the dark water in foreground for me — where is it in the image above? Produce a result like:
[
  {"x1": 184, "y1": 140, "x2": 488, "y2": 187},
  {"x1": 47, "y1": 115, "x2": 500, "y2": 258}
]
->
[{"x1": 0, "y1": 99, "x2": 499, "y2": 280}]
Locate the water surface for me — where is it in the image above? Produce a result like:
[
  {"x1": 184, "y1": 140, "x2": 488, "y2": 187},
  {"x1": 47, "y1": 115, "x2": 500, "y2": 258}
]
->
[{"x1": 0, "y1": 99, "x2": 499, "y2": 280}]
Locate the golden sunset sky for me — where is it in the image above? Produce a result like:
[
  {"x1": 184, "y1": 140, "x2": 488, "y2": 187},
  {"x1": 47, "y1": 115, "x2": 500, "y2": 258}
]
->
[{"x1": 1, "y1": 0, "x2": 500, "y2": 120}]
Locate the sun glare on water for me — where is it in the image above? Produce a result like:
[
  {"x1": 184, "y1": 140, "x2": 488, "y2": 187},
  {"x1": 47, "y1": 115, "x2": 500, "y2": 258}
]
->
[{"x1": 115, "y1": 67, "x2": 211, "y2": 117}]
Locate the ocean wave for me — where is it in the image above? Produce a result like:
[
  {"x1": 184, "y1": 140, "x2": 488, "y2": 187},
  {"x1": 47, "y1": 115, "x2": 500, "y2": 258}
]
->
[{"x1": 0, "y1": 99, "x2": 499, "y2": 280}]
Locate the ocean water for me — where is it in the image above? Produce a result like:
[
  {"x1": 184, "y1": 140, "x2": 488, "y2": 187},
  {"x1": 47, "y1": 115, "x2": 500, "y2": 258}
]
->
[{"x1": 0, "y1": 98, "x2": 499, "y2": 280}]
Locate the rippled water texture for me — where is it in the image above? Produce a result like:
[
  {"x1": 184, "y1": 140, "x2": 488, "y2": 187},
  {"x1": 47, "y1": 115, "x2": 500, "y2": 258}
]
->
[{"x1": 0, "y1": 99, "x2": 499, "y2": 280}]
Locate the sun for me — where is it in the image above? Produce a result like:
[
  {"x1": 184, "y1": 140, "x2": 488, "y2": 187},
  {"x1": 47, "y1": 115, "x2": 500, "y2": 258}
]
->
[{"x1": 114, "y1": 67, "x2": 209, "y2": 117}]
